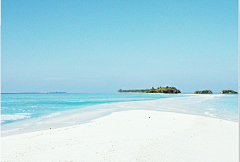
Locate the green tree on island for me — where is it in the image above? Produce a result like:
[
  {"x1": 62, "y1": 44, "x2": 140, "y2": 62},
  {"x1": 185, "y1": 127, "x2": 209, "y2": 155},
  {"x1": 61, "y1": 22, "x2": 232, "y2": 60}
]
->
[
  {"x1": 220, "y1": 90, "x2": 238, "y2": 94},
  {"x1": 118, "y1": 86, "x2": 181, "y2": 94},
  {"x1": 194, "y1": 90, "x2": 212, "y2": 94}
]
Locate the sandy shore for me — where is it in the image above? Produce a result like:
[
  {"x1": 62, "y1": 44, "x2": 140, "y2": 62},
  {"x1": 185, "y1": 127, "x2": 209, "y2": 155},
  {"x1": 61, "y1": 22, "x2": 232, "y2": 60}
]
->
[{"x1": 1, "y1": 109, "x2": 238, "y2": 162}]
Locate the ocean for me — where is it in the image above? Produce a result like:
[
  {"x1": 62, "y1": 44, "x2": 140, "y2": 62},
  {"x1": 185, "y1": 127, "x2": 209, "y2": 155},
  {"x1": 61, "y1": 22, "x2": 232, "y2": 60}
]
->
[{"x1": 1, "y1": 93, "x2": 238, "y2": 136}]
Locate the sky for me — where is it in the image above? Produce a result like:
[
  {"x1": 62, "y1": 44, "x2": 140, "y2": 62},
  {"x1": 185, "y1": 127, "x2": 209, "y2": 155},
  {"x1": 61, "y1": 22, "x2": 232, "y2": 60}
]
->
[{"x1": 2, "y1": 0, "x2": 238, "y2": 93}]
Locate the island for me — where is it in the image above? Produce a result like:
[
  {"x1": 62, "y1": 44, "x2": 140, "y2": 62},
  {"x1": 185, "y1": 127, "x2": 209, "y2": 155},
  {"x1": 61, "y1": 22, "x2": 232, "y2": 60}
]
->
[
  {"x1": 47, "y1": 92, "x2": 67, "y2": 94},
  {"x1": 118, "y1": 86, "x2": 181, "y2": 94},
  {"x1": 194, "y1": 90, "x2": 212, "y2": 94},
  {"x1": 220, "y1": 90, "x2": 238, "y2": 94}
]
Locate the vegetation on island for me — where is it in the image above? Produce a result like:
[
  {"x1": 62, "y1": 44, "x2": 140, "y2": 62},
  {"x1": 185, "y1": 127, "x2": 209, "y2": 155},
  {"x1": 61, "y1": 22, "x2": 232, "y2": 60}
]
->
[
  {"x1": 118, "y1": 89, "x2": 150, "y2": 93},
  {"x1": 119, "y1": 88, "x2": 238, "y2": 94},
  {"x1": 118, "y1": 86, "x2": 181, "y2": 94},
  {"x1": 194, "y1": 90, "x2": 212, "y2": 94},
  {"x1": 220, "y1": 90, "x2": 238, "y2": 94},
  {"x1": 146, "y1": 86, "x2": 181, "y2": 93}
]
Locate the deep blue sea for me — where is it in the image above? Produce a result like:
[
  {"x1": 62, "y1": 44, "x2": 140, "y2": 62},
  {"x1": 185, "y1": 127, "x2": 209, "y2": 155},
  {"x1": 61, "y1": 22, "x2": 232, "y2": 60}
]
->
[{"x1": 1, "y1": 93, "x2": 238, "y2": 136}]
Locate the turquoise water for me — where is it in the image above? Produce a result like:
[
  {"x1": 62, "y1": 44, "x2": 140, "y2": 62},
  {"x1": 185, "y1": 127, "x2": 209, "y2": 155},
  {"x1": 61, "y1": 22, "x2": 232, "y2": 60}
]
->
[
  {"x1": 183, "y1": 94, "x2": 238, "y2": 121},
  {"x1": 1, "y1": 93, "x2": 184, "y2": 125},
  {"x1": 1, "y1": 93, "x2": 238, "y2": 136}
]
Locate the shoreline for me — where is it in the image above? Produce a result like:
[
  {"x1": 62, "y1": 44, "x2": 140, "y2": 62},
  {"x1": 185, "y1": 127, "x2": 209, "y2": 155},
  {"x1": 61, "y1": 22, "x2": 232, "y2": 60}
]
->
[
  {"x1": 1, "y1": 109, "x2": 238, "y2": 162},
  {"x1": 1, "y1": 94, "x2": 238, "y2": 137}
]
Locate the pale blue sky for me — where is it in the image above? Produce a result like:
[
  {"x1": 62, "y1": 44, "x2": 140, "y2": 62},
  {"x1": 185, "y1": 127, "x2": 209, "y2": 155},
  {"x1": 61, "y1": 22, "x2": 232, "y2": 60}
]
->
[{"x1": 2, "y1": 0, "x2": 238, "y2": 93}]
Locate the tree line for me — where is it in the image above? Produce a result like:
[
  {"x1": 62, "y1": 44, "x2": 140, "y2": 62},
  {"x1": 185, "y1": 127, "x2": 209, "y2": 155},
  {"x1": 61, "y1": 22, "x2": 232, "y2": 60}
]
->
[
  {"x1": 118, "y1": 87, "x2": 238, "y2": 94},
  {"x1": 118, "y1": 86, "x2": 181, "y2": 94}
]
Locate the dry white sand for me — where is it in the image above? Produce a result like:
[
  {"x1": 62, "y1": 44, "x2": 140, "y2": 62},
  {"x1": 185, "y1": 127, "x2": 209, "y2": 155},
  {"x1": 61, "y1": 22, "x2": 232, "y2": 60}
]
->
[{"x1": 1, "y1": 109, "x2": 238, "y2": 162}]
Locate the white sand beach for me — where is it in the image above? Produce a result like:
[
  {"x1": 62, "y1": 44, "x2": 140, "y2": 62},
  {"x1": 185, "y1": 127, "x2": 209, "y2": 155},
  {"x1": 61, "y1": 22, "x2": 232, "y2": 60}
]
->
[{"x1": 1, "y1": 108, "x2": 238, "y2": 162}]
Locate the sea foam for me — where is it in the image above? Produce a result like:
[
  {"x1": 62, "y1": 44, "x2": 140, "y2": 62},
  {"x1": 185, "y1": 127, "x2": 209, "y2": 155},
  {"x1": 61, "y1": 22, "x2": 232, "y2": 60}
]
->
[{"x1": 1, "y1": 113, "x2": 31, "y2": 123}]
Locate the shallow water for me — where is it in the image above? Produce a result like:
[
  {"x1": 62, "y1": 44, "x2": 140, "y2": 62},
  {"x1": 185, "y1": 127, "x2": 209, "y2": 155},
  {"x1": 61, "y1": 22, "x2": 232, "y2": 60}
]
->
[
  {"x1": 1, "y1": 93, "x2": 185, "y2": 125},
  {"x1": 1, "y1": 93, "x2": 238, "y2": 136}
]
